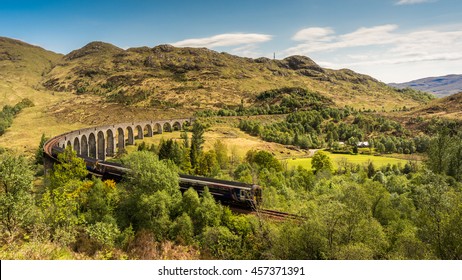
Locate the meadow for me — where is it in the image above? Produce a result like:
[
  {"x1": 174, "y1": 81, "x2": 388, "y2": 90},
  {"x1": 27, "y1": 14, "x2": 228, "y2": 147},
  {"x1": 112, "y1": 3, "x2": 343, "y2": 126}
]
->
[{"x1": 286, "y1": 152, "x2": 412, "y2": 170}]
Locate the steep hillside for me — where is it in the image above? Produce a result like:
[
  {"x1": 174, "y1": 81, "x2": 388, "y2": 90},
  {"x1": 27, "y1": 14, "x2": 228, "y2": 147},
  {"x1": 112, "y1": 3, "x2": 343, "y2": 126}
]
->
[
  {"x1": 0, "y1": 37, "x2": 63, "y2": 106},
  {"x1": 43, "y1": 42, "x2": 432, "y2": 112},
  {"x1": 389, "y1": 74, "x2": 462, "y2": 97},
  {"x1": 0, "y1": 38, "x2": 80, "y2": 153},
  {"x1": 408, "y1": 91, "x2": 462, "y2": 119},
  {"x1": 0, "y1": 37, "x2": 62, "y2": 85}
]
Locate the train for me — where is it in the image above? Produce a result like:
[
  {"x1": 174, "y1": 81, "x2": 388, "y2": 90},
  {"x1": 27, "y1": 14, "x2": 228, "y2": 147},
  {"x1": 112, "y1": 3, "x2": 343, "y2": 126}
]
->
[{"x1": 48, "y1": 145, "x2": 262, "y2": 209}]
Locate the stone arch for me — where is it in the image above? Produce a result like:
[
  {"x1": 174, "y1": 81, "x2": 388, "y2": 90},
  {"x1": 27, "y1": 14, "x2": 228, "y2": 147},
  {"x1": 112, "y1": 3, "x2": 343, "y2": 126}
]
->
[
  {"x1": 81, "y1": 135, "x2": 88, "y2": 157},
  {"x1": 117, "y1": 127, "x2": 125, "y2": 152},
  {"x1": 73, "y1": 137, "x2": 81, "y2": 155},
  {"x1": 97, "y1": 131, "x2": 105, "y2": 160},
  {"x1": 163, "y1": 122, "x2": 172, "y2": 132},
  {"x1": 106, "y1": 129, "x2": 115, "y2": 157},
  {"x1": 66, "y1": 140, "x2": 72, "y2": 148},
  {"x1": 154, "y1": 123, "x2": 162, "y2": 134},
  {"x1": 135, "y1": 125, "x2": 143, "y2": 140},
  {"x1": 144, "y1": 124, "x2": 153, "y2": 137},
  {"x1": 127, "y1": 126, "x2": 134, "y2": 145},
  {"x1": 89, "y1": 133, "x2": 97, "y2": 158},
  {"x1": 172, "y1": 121, "x2": 181, "y2": 131}
]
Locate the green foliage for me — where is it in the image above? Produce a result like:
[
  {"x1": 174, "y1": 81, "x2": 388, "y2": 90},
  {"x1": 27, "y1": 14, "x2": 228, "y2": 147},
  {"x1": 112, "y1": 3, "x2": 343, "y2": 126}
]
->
[
  {"x1": 169, "y1": 213, "x2": 194, "y2": 245},
  {"x1": 181, "y1": 188, "x2": 201, "y2": 218},
  {"x1": 196, "y1": 150, "x2": 220, "y2": 177},
  {"x1": 48, "y1": 146, "x2": 88, "y2": 189},
  {"x1": 246, "y1": 150, "x2": 282, "y2": 172},
  {"x1": 0, "y1": 152, "x2": 35, "y2": 236},
  {"x1": 213, "y1": 139, "x2": 229, "y2": 169},
  {"x1": 196, "y1": 87, "x2": 333, "y2": 117},
  {"x1": 0, "y1": 99, "x2": 34, "y2": 135},
  {"x1": 200, "y1": 226, "x2": 240, "y2": 259},
  {"x1": 395, "y1": 87, "x2": 435, "y2": 103},
  {"x1": 41, "y1": 179, "x2": 82, "y2": 245},
  {"x1": 158, "y1": 138, "x2": 182, "y2": 165},
  {"x1": 194, "y1": 187, "x2": 222, "y2": 232},
  {"x1": 190, "y1": 122, "x2": 205, "y2": 170},
  {"x1": 35, "y1": 133, "x2": 48, "y2": 165},
  {"x1": 426, "y1": 131, "x2": 462, "y2": 181},
  {"x1": 136, "y1": 190, "x2": 174, "y2": 240},
  {"x1": 311, "y1": 151, "x2": 333, "y2": 174},
  {"x1": 85, "y1": 221, "x2": 120, "y2": 248},
  {"x1": 121, "y1": 151, "x2": 179, "y2": 197}
]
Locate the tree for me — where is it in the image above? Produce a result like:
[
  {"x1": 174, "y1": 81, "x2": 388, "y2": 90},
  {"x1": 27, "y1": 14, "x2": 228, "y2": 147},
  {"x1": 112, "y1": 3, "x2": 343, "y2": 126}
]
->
[
  {"x1": 169, "y1": 212, "x2": 194, "y2": 245},
  {"x1": 47, "y1": 145, "x2": 88, "y2": 189},
  {"x1": 190, "y1": 122, "x2": 205, "y2": 169},
  {"x1": 0, "y1": 152, "x2": 34, "y2": 236},
  {"x1": 376, "y1": 142, "x2": 386, "y2": 154},
  {"x1": 194, "y1": 187, "x2": 222, "y2": 233},
  {"x1": 367, "y1": 161, "x2": 376, "y2": 178},
  {"x1": 181, "y1": 187, "x2": 201, "y2": 218},
  {"x1": 447, "y1": 137, "x2": 462, "y2": 181},
  {"x1": 41, "y1": 147, "x2": 90, "y2": 244},
  {"x1": 246, "y1": 150, "x2": 282, "y2": 172},
  {"x1": 119, "y1": 151, "x2": 181, "y2": 233},
  {"x1": 426, "y1": 132, "x2": 452, "y2": 175},
  {"x1": 197, "y1": 150, "x2": 220, "y2": 177},
  {"x1": 180, "y1": 131, "x2": 189, "y2": 148},
  {"x1": 201, "y1": 226, "x2": 240, "y2": 259},
  {"x1": 35, "y1": 133, "x2": 48, "y2": 165},
  {"x1": 213, "y1": 139, "x2": 229, "y2": 169},
  {"x1": 121, "y1": 151, "x2": 179, "y2": 197},
  {"x1": 311, "y1": 150, "x2": 333, "y2": 174},
  {"x1": 158, "y1": 139, "x2": 182, "y2": 165}
]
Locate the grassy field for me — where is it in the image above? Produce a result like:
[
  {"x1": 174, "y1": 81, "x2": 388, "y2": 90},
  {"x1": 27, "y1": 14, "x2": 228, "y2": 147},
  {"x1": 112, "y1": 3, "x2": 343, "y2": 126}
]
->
[
  {"x1": 127, "y1": 123, "x2": 310, "y2": 160},
  {"x1": 286, "y1": 152, "x2": 412, "y2": 171}
]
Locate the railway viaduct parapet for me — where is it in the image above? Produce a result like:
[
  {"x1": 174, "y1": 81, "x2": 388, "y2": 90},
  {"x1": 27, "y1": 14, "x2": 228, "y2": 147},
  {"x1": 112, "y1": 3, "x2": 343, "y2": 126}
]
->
[{"x1": 55, "y1": 118, "x2": 193, "y2": 161}]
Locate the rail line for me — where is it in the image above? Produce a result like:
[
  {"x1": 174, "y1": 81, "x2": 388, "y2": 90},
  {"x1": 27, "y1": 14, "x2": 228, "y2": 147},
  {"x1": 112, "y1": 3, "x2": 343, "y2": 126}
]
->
[{"x1": 43, "y1": 121, "x2": 299, "y2": 221}]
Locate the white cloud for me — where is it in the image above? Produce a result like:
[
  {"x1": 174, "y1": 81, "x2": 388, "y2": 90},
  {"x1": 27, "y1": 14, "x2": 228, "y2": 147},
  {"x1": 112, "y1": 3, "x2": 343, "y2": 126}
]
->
[
  {"x1": 395, "y1": 0, "x2": 433, "y2": 5},
  {"x1": 284, "y1": 24, "x2": 400, "y2": 54},
  {"x1": 284, "y1": 24, "x2": 462, "y2": 82},
  {"x1": 292, "y1": 27, "x2": 334, "y2": 41},
  {"x1": 285, "y1": 24, "x2": 462, "y2": 64},
  {"x1": 171, "y1": 33, "x2": 272, "y2": 48}
]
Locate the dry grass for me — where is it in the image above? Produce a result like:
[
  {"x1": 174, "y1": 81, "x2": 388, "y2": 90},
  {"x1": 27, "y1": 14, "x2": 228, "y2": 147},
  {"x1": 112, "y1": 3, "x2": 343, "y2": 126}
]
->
[
  {"x1": 0, "y1": 241, "x2": 88, "y2": 260},
  {"x1": 127, "y1": 230, "x2": 200, "y2": 260}
]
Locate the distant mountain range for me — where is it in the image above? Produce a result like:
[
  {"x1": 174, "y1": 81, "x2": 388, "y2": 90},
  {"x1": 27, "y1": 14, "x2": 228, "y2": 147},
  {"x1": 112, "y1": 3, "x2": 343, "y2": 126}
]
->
[{"x1": 389, "y1": 74, "x2": 462, "y2": 97}]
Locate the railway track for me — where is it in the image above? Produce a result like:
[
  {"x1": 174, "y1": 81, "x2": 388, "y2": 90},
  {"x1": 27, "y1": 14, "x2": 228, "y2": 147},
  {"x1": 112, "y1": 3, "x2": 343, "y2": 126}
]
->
[
  {"x1": 43, "y1": 125, "x2": 300, "y2": 221},
  {"x1": 229, "y1": 206, "x2": 302, "y2": 220},
  {"x1": 257, "y1": 209, "x2": 303, "y2": 220}
]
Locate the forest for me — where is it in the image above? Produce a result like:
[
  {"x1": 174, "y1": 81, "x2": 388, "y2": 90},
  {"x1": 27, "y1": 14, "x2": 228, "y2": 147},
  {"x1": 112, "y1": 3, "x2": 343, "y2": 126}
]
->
[{"x1": 1, "y1": 119, "x2": 462, "y2": 260}]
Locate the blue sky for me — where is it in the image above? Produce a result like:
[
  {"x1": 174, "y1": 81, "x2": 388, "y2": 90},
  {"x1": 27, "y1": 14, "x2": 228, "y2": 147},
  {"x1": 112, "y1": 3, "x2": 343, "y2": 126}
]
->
[{"x1": 1, "y1": 0, "x2": 461, "y2": 82}]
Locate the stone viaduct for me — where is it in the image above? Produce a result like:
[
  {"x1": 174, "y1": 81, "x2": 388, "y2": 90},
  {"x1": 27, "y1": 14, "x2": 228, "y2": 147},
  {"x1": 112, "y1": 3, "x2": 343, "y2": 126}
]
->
[{"x1": 56, "y1": 118, "x2": 193, "y2": 161}]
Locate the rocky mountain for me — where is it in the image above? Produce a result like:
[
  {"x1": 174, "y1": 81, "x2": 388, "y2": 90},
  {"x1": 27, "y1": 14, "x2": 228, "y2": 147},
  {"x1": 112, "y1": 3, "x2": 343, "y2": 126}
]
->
[{"x1": 389, "y1": 74, "x2": 462, "y2": 98}]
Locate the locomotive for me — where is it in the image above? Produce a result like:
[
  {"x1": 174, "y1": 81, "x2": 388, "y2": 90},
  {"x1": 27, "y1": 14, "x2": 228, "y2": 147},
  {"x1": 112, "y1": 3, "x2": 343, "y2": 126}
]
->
[{"x1": 49, "y1": 145, "x2": 262, "y2": 209}]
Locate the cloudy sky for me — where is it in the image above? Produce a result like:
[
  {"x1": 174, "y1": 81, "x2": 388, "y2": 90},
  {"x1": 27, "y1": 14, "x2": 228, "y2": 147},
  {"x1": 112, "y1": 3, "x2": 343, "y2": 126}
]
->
[{"x1": 1, "y1": 0, "x2": 461, "y2": 82}]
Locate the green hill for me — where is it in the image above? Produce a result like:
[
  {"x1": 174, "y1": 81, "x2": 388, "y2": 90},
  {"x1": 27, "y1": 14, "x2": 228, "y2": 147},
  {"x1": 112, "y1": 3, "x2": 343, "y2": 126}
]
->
[
  {"x1": 0, "y1": 37, "x2": 62, "y2": 86},
  {"x1": 43, "y1": 41, "x2": 432, "y2": 112},
  {"x1": 0, "y1": 37, "x2": 439, "y2": 153}
]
